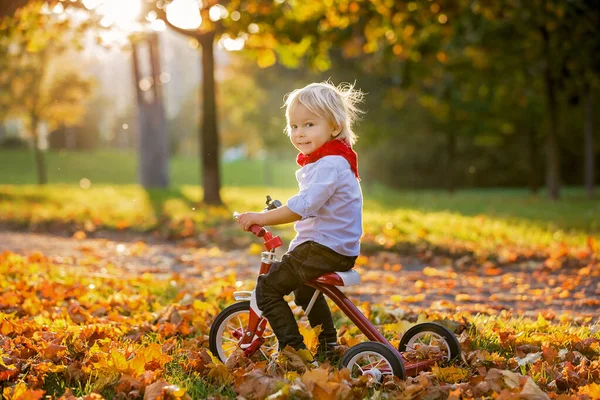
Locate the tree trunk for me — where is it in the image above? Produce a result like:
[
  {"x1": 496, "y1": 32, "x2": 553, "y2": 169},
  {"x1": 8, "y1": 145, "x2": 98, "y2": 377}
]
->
[
  {"x1": 584, "y1": 87, "x2": 594, "y2": 198},
  {"x1": 544, "y1": 73, "x2": 560, "y2": 201},
  {"x1": 199, "y1": 31, "x2": 222, "y2": 205},
  {"x1": 131, "y1": 33, "x2": 169, "y2": 188},
  {"x1": 528, "y1": 127, "x2": 539, "y2": 194},
  {"x1": 446, "y1": 129, "x2": 456, "y2": 194},
  {"x1": 31, "y1": 114, "x2": 47, "y2": 185},
  {"x1": 541, "y1": 27, "x2": 560, "y2": 200}
]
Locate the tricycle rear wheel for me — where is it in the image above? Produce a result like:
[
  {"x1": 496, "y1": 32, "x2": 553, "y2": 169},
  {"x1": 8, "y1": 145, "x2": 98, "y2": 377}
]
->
[
  {"x1": 398, "y1": 322, "x2": 461, "y2": 361},
  {"x1": 340, "y1": 342, "x2": 406, "y2": 380}
]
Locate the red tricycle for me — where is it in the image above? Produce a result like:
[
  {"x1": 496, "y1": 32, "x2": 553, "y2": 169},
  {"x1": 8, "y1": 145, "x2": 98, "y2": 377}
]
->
[{"x1": 209, "y1": 196, "x2": 461, "y2": 381}]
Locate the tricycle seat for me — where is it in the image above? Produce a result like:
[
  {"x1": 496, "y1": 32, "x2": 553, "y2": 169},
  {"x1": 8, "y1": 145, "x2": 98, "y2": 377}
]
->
[{"x1": 310, "y1": 269, "x2": 360, "y2": 287}]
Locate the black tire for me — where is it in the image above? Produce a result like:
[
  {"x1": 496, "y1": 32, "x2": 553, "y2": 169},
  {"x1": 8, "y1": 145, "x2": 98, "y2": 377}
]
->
[
  {"x1": 209, "y1": 301, "x2": 277, "y2": 363},
  {"x1": 340, "y1": 342, "x2": 406, "y2": 380},
  {"x1": 398, "y1": 322, "x2": 461, "y2": 361}
]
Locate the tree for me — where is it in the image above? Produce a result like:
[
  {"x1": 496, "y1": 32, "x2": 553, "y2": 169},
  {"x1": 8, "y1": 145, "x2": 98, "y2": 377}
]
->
[
  {"x1": 563, "y1": 0, "x2": 600, "y2": 198},
  {"x1": 0, "y1": 3, "x2": 93, "y2": 184},
  {"x1": 472, "y1": 0, "x2": 591, "y2": 200},
  {"x1": 153, "y1": 2, "x2": 224, "y2": 204},
  {"x1": 152, "y1": 0, "x2": 320, "y2": 204},
  {"x1": 2, "y1": 0, "x2": 171, "y2": 189},
  {"x1": 130, "y1": 31, "x2": 170, "y2": 188},
  {"x1": 322, "y1": 0, "x2": 598, "y2": 197}
]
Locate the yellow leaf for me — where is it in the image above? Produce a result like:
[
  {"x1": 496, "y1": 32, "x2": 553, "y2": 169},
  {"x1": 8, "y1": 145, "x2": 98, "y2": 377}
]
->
[
  {"x1": 4, "y1": 381, "x2": 45, "y2": 400},
  {"x1": 207, "y1": 363, "x2": 232, "y2": 385},
  {"x1": 126, "y1": 352, "x2": 147, "y2": 377},
  {"x1": 285, "y1": 371, "x2": 300, "y2": 382},
  {"x1": 299, "y1": 324, "x2": 323, "y2": 353},
  {"x1": 207, "y1": 352, "x2": 232, "y2": 384},
  {"x1": 297, "y1": 348, "x2": 314, "y2": 363},
  {"x1": 355, "y1": 255, "x2": 368, "y2": 266},
  {"x1": 534, "y1": 313, "x2": 549, "y2": 329},
  {"x1": 257, "y1": 49, "x2": 276, "y2": 68},
  {"x1": 432, "y1": 365, "x2": 469, "y2": 383},
  {"x1": 248, "y1": 243, "x2": 263, "y2": 255},
  {"x1": 382, "y1": 320, "x2": 414, "y2": 336},
  {"x1": 110, "y1": 348, "x2": 131, "y2": 374},
  {"x1": 579, "y1": 382, "x2": 600, "y2": 398}
]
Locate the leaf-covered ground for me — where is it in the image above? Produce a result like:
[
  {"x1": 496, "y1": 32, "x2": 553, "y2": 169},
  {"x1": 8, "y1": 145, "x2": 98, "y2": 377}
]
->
[{"x1": 1, "y1": 231, "x2": 599, "y2": 399}]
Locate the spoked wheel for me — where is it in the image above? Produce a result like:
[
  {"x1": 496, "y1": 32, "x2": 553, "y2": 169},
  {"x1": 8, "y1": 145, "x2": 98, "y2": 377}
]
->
[
  {"x1": 340, "y1": 342, "x2": 406, "y2": 381},
  {"x1": 209, "y1": 301, "x2": 277, "y2": 363},
  {"x1": 398, "y1": 322, "x2": 461, "y2": 362}
]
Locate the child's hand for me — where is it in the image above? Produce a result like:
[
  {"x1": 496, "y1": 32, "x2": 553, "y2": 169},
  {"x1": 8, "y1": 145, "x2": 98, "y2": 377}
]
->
[{"x1": 236, "y1": 212, "x2": 265, "y2": 231}]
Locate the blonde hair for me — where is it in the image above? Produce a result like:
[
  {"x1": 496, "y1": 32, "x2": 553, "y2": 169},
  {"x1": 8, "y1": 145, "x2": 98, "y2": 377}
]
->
[{"x1": 284, "y1": 81, "x2": 364, "y2": 146}]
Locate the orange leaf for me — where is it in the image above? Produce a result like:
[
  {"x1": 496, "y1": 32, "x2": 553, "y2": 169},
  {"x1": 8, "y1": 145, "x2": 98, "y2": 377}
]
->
[
  {"x1": 41, "y1": 342, "x2": 67, "y2": 361},
  {"x1": 541, "y1": 345, "x2": 558, "y2": 362},
  {"x1": 302, "y1": 368, "x2": 341, "y2": 399},
  {"x1": 72, "y1": 230, "x2": 86, "y2": 240},
  {"x1": 116, "y1": 220, "x2": 130, "y2": 230},
  {"x1": 2, "y1": 382, "x2": 45, "y2": 400}
]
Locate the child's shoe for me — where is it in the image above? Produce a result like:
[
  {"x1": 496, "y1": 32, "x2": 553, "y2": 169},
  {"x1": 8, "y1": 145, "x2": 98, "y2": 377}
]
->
[
  {"x1": 274, "y1": 346, "x2": 317, "y2": 372},
  {"x1": 315, "y1": 342, "x2": 348, "y2": 364}
]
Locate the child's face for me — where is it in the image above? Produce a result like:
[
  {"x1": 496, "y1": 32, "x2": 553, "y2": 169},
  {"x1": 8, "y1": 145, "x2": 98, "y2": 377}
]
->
[{"x1": 288, "y1": 103, "x2": 340, "y2": 155}]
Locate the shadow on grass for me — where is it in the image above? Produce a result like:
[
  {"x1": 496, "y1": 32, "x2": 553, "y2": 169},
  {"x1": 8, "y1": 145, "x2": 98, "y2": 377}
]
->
[
  {"x1": 0, "y1": 190, "x2": 65, "y2": 210},
  {"x1": 0, "y1": 191, "x2": 49, "y2": 204},
  {"x1": 142, "y1": 187, "x2": 200, "y2": 222}
]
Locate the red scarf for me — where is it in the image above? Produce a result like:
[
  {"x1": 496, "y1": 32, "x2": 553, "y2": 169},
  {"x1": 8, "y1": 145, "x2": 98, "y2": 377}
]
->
[{"x1": 296, "y1": 139, "x2": 360, "y2": 180}]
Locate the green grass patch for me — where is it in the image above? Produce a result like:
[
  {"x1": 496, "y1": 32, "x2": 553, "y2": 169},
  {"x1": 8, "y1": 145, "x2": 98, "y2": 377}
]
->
[
  {"x1": 0, "y1": 149, "x2": 298, "y2": 187},
  {"x1": 1, "y1": 183, "x2": 598, "y2": 259},
  {"x1": 1, "y1": 149, "x2": 599, "y2": 258},
  {"x1": 164, "y1": 362, "x2": 236, "y2": 399}
]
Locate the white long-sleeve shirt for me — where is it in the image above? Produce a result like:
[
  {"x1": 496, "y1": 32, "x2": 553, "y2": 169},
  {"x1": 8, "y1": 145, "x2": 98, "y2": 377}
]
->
[{"x1": 286, "y1": 155, "x2": 363, "y2": 256}]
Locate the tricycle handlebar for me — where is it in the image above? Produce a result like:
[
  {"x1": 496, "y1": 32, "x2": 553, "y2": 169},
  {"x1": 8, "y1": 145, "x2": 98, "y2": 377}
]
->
[
  {"x1": 233, "y1": 211, "x2": 282, "y2": 250},
  {"x1": 233, "y1": 212, "x2": 266, "y2": 237}
]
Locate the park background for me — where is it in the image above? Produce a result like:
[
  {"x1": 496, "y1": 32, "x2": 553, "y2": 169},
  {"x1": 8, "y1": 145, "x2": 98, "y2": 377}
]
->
[{"x1": 1, "y1": 1, "x2": 600, "y2": 399}]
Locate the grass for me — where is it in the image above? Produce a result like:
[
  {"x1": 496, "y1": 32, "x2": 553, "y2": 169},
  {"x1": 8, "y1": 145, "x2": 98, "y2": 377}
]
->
[
  {"x1": 0, "y1": 149, "x2": 298, "y2": 187},
  {"x1": 164, "y1": 362, "x2": 237, "y2": 399},
  {"x1": 1, "y1": 149, "x2": 599, "y2": 258}
]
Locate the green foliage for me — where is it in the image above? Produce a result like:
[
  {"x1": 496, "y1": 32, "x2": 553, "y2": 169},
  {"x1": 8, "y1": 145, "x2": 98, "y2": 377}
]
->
[
  {"x1": 0, "y1": 2, "x2": 93, "y2": 128},
  {"x1": 218, "y1": 60, "x2": 269, "y2": 156},
  {"x1": 0, "y1": 1, "x2": 96, "y2": 185},
  {"x1": 2, "y1": 0, "x2": 598, "y2": 193},
  {"x1": 44, "y1": 68, "x2": 95, "y2": 131}
]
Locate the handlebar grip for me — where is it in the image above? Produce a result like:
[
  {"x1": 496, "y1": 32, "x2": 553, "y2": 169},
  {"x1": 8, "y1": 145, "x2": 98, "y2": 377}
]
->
[
  {"x1": 249, "y1": 224, "x2": 266, "y2": 237},
  {"x1": 234, "y1": 213, "x2": 266, "y2": 237}
]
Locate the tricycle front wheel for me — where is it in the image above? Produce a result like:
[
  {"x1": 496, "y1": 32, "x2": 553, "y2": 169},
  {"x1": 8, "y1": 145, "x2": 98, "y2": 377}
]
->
[{"x1": 208, "y1": 301, "x2": 277, "y2": 363}]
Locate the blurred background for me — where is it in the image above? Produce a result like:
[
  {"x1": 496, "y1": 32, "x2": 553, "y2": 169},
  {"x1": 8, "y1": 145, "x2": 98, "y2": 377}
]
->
[{"x1": 0, "y1": 0, "x2": 598, "y2": 204}]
